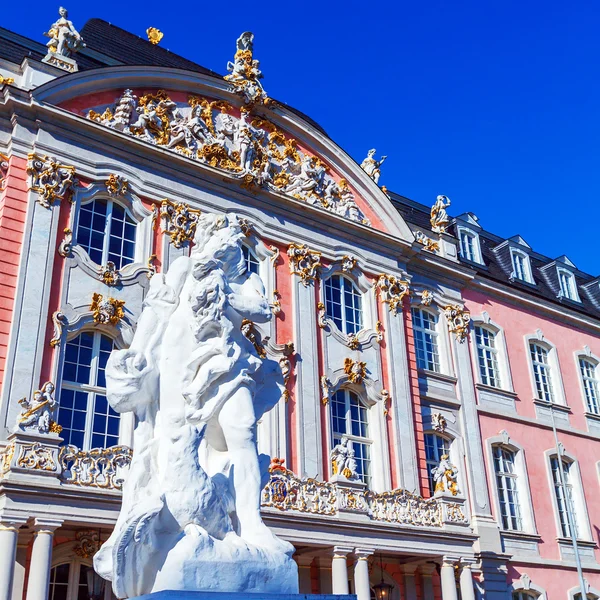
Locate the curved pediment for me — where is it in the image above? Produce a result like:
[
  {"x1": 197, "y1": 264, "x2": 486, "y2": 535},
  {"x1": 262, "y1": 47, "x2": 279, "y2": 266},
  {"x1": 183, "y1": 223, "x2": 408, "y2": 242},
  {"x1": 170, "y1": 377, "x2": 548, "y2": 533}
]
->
[{"x1": 32, "y1": 67, "x2": 414, "y2": 241}]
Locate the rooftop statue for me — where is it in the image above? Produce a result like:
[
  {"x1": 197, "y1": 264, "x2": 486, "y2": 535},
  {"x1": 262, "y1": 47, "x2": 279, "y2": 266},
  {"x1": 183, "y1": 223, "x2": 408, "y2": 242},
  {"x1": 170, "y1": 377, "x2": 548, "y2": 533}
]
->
[
  {"x1": 44, "y1": 7, "x2": 84, "y2": 58},
  {"x1": 360, "y1": 149, "x2": 387, "y2": 184},
  {"x1": 94, "y1": 213, "x2": 298, "y2": 597},
  {"x1": 225, "y1": 32, "x2": 269, "y2": 105},
  {"x1": 430, "y1": 194, "x2": 451, "y2": 233}
]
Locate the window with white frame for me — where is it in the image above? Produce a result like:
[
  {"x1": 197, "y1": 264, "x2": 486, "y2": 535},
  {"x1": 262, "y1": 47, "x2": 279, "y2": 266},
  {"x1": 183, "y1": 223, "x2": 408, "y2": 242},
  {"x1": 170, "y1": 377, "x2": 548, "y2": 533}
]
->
[
  {"x1": 424, "y1": 432, "x2": 450, "y2": 494},
  {"x1": 49, "y1": 562, "x2": 94, "y2": 600},
  {"x1": 412, "y1": 308, "x2": 440, "y2": 372},
  {"x1": 558, "y1": 269, "x2": 578, "y2": 301},
  {"x1": 475, "y1": 325, "x2": 501, "y2": 387},
  {"x1": 76, "y1": 198, "x2": 136, "y2": 269},
  {"x1": 330, "y1": 389, "x2": 371, "y2": 486},
  {"x1": 511, "y1": 250, "x2": 532, "y2": 283},
  {"x1": 529, "y1": 342, "x2": 555, "y2": 402},
  {"x1": 550, "y1": 456, "x2": 579, "y2": 538},
  {"x1": 57, "y1": 332, "x2": 120, "y2": 450},
  {"x1": 579, "y1": 357, "x2": 600, "y2": 414},
  {"x1": 493, "y1": 445, "x2": 523, "y2": 531},
  {"x1": 324, "y1": 275, "x2": 363, "y2": 335},
  {"x1": 512, "y1": 593, "x2": 538, "y2": 600},
  {"x1": 242, "y1": 245, "x2": 260, "y2": 275},
  {"x1": 459, "y1": 229, "x2": 479, "y2": 263}
]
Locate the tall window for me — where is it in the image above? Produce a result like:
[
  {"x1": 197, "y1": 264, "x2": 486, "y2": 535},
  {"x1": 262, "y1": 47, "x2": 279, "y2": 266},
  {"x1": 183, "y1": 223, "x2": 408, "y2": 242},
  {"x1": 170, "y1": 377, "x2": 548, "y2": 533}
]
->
[
  {"x1": 529, "y1": 343, "x2": 554, "y2": 402},
  {"x1": 579, "y1": 358, "x2": 600, "y2": 414},
  {"x1": 330, "y1": 390, "x2": 371, "y2": 486},
  {"x1": 49, "y1": 562, "x2": 96, "y2": 600},
  {"x1": 242, "y1": 245, "x2": 260, "y2": 275},
  {"x1": 424, "y1": 433, "x2": 450, "y2": 494},
  {"x1": 412, "y1": 308, "x2": 440, "y2": 372},
  {"x1": 511, "y1": 250, "x2": 531, "y2": 283},
  {"x1": 493, "y1": 446, "x2": 522, "y2": 531},
  {"x1": 550, "y1": 457, "x2": 578, "y2": 538},
  {"x1": 324, "y1": 275, "x2": 363, "y2": 335},
  {"x1": 459, "y1": 230, "x2": 477, "y2": 262},
  {"x1": 475, "y1": 326, "x2": 501, "y2": 387},
  {"x1": 558, "y1": 270, "x2": 577, "y2": 301},
  {"x1": 77, "y1": 198, "x2": 136, "y2": 269},
  {"x1": 58, "y1": 332, "x2": 120, "y2": 450}
]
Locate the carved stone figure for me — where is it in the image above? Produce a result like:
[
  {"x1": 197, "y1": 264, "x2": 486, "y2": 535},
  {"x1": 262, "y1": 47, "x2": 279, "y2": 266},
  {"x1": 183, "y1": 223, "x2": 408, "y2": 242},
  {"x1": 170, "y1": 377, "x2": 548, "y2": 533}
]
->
[
  {"x1": 225, "y1": 32, "x2": 268, "y2": 105},
  {"x1": 430, "y1": 195, "x2": 451, "y2": 233},
  {"x1": 168, "y1": 105, "x2": 213, "y2": 152},
  {"x1": 44, "y1": 7, "x2": 83, "y2": 58},
  {"x1": 431, "y1": 454, "x2": 460, "y2": 496},
  {"x1": 94, "y1": 213, "x2": 297, "y2": 597},
  {"x1": 15, "y1": 382, "x2": 60, "y2": 434},
  {"x1": 360, "y1": 149, "x2": 387, "y2": 184},
  {"x1": 111, "y1": 90, "x2": 138, "y2": 132},
  {"x1": 330, "y1": 436, "x2": 360, "y2": 481}
]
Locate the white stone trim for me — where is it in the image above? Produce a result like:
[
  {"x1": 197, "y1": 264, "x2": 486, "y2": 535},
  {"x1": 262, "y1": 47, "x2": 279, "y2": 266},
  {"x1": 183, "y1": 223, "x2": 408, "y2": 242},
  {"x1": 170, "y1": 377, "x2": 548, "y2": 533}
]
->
[
  {"x1": 524, "y1": 331, "x2": 568, "y2": 406},
  {"x1": 567, "y1": 581, "x2": 600, "y2": 600},
  {"x1": 510, "y1": 573, "x2": 547, "y2": 600}
]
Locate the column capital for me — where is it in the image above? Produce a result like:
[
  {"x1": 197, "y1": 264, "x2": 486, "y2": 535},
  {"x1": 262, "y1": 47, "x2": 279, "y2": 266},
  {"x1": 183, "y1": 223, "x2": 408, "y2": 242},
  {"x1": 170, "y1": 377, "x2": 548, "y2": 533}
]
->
[
  {"x1": 31, "y1": 518, "x2": 63, "y2": 534},
  {"x1": 0, "y1": 516, "x2": 28, "y2": 532},
  {"x1": 332, "y1": 546, "x2": 354, "y2": 558},
  {"x1": 420, "y1": 563, "x2": 437, "y2": 577},
  {"x1": 442, "y1": 555, "x2": 460, "y2": 567},
  {"x1": 460, "y1": 557, "x2": 477, "y2": 568},
  {"x1": 403, "y1": 564, "x2": 418, "y2": 576},
  {"x1": 296, "y1": 554, "x2": 315, "y2": 567},
  {"x1": 354, "y1": 547, "x2": 375, "y2": 560}
]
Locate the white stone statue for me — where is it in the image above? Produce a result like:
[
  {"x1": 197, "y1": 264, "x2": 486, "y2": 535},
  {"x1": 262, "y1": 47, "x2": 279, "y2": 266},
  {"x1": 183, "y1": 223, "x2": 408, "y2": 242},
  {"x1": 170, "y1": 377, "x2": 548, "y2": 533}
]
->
[
  {"x1": 430, "y1": 194, "x2": 451, "y2": 233},
  {"x1": 431, "y1": 454, "x2": 460, "y2": 496},
  {"x1": 44, "y1": 7, "x2": 84, "y2": 58},
  {"x1": 94, "y1": 213, "x2": 298, "y2": 597},
  {"x1": 330, "y1": 436, "x2": 359, "y2": 481},
  {"x1": 360, "y1": 149, "x2": 387, "y2": 184},
  {"x1": 15, "y1": 382, "x2": 58, "y2": 434}
]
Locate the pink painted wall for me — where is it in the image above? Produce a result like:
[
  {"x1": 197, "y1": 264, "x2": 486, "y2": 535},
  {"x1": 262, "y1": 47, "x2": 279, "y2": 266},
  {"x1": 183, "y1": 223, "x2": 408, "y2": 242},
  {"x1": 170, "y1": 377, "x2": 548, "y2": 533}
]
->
[{"x1": 465, "y1": 289, "x2": 600, "y2": 594}]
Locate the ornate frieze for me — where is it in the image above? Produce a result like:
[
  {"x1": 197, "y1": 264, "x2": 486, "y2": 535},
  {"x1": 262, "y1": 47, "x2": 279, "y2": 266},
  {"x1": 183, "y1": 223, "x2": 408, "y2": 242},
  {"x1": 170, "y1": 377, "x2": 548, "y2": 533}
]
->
[
  {"x1": 430, "y1": 195, "x2": 451, "y2": 234},
  {"x1": 0, "y1": 153, "x2": 8, "y2": 189},
  {"x1": 344, "y1": 358, "x2": 367, "y2": 384},
  {"x1": 74, "y1": 530, "x2": 100, "y2": 559},
  {"x1": 17, "y1": 442, "x2": 57, "y2": 471},
  {"x1": 59, "y1": 445, "x2": 132, "y2": 490},
  {"x1": 288, "y1": 243, "x2": 321, "y2": 286},
  {"x1": 159, "y1": 199, "x2": 201, "y2": 248},
  {"x1": 241, "y1": 319, "x2": 267, "y2": 358},
  {"x1": 90, "y1": 293, "x2": 125, "y2": 326},
  {"x1": 375, "y1": 273, "x2": 410, "y2": 314},
  {"x1": 444, "y1": 304, "x2": 471, "y2": 342},
  {"x1": 58, "y1": 228, "x2": 73, "y2": 257},
  {"x1": 85, "y1": 90, "x2": 371, "y2": 226},
  {"x1": 360, "y1": 149, "x2": 386, "y2": 184},
  {"x1": 415, "y1": 231, "x2": 440, "y2": 253},
  {"x1": 15, "y1": 382, "x2": 61, "y2": 435},
  {"x1": 105, "y1": 173, "x2": 129, "y2": 196},
  {"x1": 27, "y1": 154, "x2": 76, "y2": 208},
  {"x1": 146, "y1": 27, "x2": 163, "y2": 45}
]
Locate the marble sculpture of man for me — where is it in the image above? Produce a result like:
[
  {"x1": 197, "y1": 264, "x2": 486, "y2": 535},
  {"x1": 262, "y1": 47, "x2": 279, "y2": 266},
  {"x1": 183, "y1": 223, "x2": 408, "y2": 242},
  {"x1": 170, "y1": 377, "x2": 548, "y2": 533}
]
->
[{"x1": 94, "y1": 213, "x2": 298, "y2": 597}]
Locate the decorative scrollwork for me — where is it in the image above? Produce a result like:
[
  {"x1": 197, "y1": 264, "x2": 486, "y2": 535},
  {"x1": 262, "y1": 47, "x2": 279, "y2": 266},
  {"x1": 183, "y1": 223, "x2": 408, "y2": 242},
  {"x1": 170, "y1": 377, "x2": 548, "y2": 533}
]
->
[
  {"x1": 74, "y1": 530, "x2": 100, "y2": 559},
  {"x1": 415, "y1": 231, "x2": 440, "y2": 253},
  {"x1": 321, "y1": 376, "x2": 331, "y2": 405},
  {"x1": 0, "y1": 76, "x2": 15, "y2": 86},
  {"x1": 271, "y1": 289, "x2": 282, "y2": 315},
  {"x1": 431, "y1": 412, "x2": 447, "y2": 433},
  {"x1": 27, "y1": 153, "x2": 76, "y2": 208},
  {"x1": 90, "y1": 293, "x2": 125, "y2": 326},
  {"x1": 278, "y1": 343, "x2": 294, "y2": 403},
  {"x1": 58, "y1": 228, "x2": 73, "y2": 257},
  {"x1": 317, "y1": 302, "x2": 327, "y2": 329},
  {"x1": 288, "y1": 243, "x2": 321, "y2": 286},
  {"x1": 105, "y1": 173, "x2": 128, "y2": 196},
  {"x1": 59, "y1": 445, "x2": 132, "y2": 489},
  {"x1": 444, "y1": 305, "x2": 471, "y2": 342},
  {"x1": 0, "y1": 153, "x2": 8, "y2": 190},
  {"x1": 50, "y1": 312, "x2": 68, "y2": 348},
  {"x1": 240, "y1": 319, "x2": 267, "y2": 358},
  {"x1": 101, "y1": 261, "x2": 120, "y2": 286},
  {"x1": 382, "y1": 389, "x2": 391, "y2": 416},
  {"x1": 146, "y1": 27, "x2": 163, "y2": 45},
  {"x1": 344, "y1": 357, "x2": 367, "y2": 384},
  {"x1": 376, "y1": 320, "x2": 384, "y2": 342},
  {"x1": 341, "y1": 255, "x2": 357, "y2": 273},
  {"x1": 0, "y1": 443, "x2": 15, "y2": 476},
  {"x1": 17, "y1": 442, "x2": 56, "y2": 471},
  {"x1": 160, "y1": 199, "x2": 201, "y2": 248},
  {"x1": 147, "y1": 254, "x2": 158, "y2": 279},
  {"x1": 420, "y1": 289, "x2": 434, "y2": 306},
  {"x1": 375, "y1": 274, "x2": 410, "y2": 314}
]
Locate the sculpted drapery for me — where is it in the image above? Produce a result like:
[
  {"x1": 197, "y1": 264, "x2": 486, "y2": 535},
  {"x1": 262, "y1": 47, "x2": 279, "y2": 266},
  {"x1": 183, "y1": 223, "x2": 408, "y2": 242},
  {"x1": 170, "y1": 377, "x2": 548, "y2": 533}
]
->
[{"x1": 94, "y1": 213, "x2": 298, "y2": 597}]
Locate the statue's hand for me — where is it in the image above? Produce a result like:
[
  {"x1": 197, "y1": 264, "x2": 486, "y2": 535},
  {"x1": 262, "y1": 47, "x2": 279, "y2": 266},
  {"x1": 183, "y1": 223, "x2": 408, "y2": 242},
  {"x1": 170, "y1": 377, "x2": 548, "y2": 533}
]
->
[{"x1": 106, "y1": 349, "x2": 152, "y2": 413}]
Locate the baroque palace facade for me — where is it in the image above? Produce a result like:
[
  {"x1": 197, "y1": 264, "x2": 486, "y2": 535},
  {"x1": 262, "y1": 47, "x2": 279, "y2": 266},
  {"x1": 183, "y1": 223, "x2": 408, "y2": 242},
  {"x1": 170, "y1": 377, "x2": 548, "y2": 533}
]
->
[{"x1": 1, "y1": 11, "x2": 599, "y2": 600}]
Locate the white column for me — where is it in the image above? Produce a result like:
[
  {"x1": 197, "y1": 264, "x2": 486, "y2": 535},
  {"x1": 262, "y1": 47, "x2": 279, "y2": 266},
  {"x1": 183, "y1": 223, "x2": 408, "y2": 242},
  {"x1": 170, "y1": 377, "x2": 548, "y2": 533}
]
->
[
  {"x1": 296, "y1": 555, "x2": 314, "y2": 594},
  {"x1": 354, "y1": 548, "x2": 374, "y2": 600},
  {"x1": 440, "y1": 556, "x2": 459, "y2": 600},
  {"x1": 403, "y1": 565, "x2": 418, "y2": 600},
  {"x1": 332, "y1": 546, "x2": 352, "y2": 594},
  {"x1": 0, "y1": 518, "x2": 26, "y2": 600},
  {"x1": 12, "y1": 539, "x2": 29, "y2": 600},
  {"x1": 459, "y1": 559, "x2": 477, "y2": 600},
  {"x1": 420, "y1": 564, "x2": 436, "y2": 600},
  {"x1": 25, "y1": 519, "x2": 62, "y2": 600}
]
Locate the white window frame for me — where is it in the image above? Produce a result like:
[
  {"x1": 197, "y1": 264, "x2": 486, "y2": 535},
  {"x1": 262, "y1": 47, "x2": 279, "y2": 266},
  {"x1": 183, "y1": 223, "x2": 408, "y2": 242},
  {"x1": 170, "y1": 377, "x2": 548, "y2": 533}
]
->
[
  {"x1": 486, "y1": 433, "x2": 537, "y2": 534},
  {"x1": 324, "y1": 274, "x2": 364, "y2": 335},
  {"x1": 510, "y1": 248, "x2": 534, "y2": 284},
  {"x1": 457, "y1": 226, "x2": 482, "y2": 264},
  {"x1": 575, "y1": 350, "x2": 600, "y2": 415},
  {"x1": 524, "y1": 333, "x2": 567, "y2": 406},
  {"x1": 412, "y1": 307, "x2": 442, "y2": 373},
  {"x1": 568, "y1": 582, "x2": 600, "y2": 600},
  {"x1": 510, "y1": 574, "x2": 547, "y2": 600},
  {"x1": 545, "y1": 449, "x2": 592, "y2": 542},
  {"x1": 242, "y1": 243, "x2": 261, "y2": 276},
  {"x1": 557, "y1": 267, "x2": 581, "y2": 302}
]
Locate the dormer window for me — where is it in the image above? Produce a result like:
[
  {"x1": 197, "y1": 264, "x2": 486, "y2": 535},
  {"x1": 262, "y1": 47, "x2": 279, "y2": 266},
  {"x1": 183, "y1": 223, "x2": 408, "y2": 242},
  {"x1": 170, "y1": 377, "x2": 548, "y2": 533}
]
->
[
  {"x1": 510, "y1": 249, "x2": 533, "y2": 283},
  {"x1": 458, "y1": 228, "x2": 481, "y2": 263},
  {"x1": 558, "y1": 268, "x2": 579, "y2": 301}
]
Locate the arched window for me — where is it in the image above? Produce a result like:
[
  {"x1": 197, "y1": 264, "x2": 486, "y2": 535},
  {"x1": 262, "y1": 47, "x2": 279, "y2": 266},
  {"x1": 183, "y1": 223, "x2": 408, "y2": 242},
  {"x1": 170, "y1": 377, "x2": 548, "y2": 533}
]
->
[
  {"x1": 513, "y1": 593, "x2": 538, "y2": 600},
  {"x1": 324, "y1": 275, "x2": 363, "y2": 335},
  {"x1": 475, "y1": 325, "x2": 501, "y2": 387},
  {"x1": 76, "y1": 198, "x2": 136, "y2": 269},
  {"x1": 529, "y1": 342, "x2": 555, "y2": 402},
  {"x1": 493, "y1": 446, "x2": 522, "y2": 530},
  {"x1": 411, "y1": 308, "x2": 440, "y2": 372},
  {"x1": 579, "y1": 357, "x2": 600, "y2": 414},
  {"x1": 242, "y1": 245, "x2": 260, "y2": 275},
  {"x1": 57, "y1": 332, "x2": 120, "y2": 450},
  {"x1": 424, "y1": 432, "x2": 450, "y2": 494},
  {"x1": 330, "y1": 390, "x2": 371, "y2": 486},
  {"x1": 49, "y1": 562, "x2": 93, "y2": 600}
]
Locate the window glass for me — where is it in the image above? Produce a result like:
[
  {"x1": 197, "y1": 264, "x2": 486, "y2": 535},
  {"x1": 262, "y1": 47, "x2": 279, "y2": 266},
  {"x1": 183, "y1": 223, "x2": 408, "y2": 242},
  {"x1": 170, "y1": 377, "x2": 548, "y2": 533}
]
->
[
  {"x1": 512, "y1": 593, "x2": 537, "y2": 600},
  {"x1": 550, "y1": 457, "x2": 578, "y2": 538},
  {"x1": 493, "y1": 446, "x2": 522, "y2": 530},
  {"x1": 411, "y1": 308, "x2": 440, "y2": 372},
  {"x1": 475, "y1": 326, "x2": 501, "y2": 387},
  {"x1": 242, "y1": 245, "x2": 260, "y2": 275},
  {"x1": 579, "y1": 358, "x2": 600, "y2": 414},
  {"x1": 58, "y1": 332, "x2": 120, "y2": 450},
  {"x1": 529, "y1": 343, "x2": 554, "y2": 402},
  {"x1": 49, "y1": 564, "x2": 70, "y2": 600},
  {"x1": 460, "y1": 230, "x2": 477, "y2": 262},
  {"x1": 424, "y1": 433, "x2": 450, "y2": 495},
  {"x1": 559, "y1": 270, "x2": 577, "y2": 300},
  {"x1": 511, "y1": 251, "x2": 530, "y2": 282},
  {"x1": 325, "y1": 275, "x2": 363, "y2": 335}
]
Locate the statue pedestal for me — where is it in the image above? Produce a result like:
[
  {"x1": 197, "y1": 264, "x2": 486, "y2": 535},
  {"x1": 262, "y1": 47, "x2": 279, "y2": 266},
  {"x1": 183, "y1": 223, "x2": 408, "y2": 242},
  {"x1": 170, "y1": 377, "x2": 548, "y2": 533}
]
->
[
  {"x1": 42, "y1": 52, "x2": 78, "y2": 72},
  {"x1": 135, "y1": 593, "x2": 356, "y2": 600}
]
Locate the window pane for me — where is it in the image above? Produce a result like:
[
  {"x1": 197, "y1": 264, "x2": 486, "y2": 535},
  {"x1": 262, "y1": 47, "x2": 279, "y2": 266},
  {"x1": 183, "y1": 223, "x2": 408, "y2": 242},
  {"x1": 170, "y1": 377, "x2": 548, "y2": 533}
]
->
[
  {"x1": 242, "y1": 246, "x2": 260, "y2": 275},
  {"x1": 579, "y1": 358, "x2": 600, "y2": 414},
  {"x1": 412, "y1": 308, "x2": 440, "y2": 372},
  {"x1": 475, "y1": 326, "x2": 501, "y2": 387},
  {"x1": 425, "y1": 433, "x2": 450, "y2": 494}
]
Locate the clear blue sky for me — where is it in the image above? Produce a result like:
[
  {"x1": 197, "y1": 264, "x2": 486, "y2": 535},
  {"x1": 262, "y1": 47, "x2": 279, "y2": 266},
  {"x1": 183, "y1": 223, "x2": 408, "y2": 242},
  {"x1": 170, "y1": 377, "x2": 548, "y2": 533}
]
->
[{"x1": 5, "y1": 1, "x2": 599, "y2": 274}]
